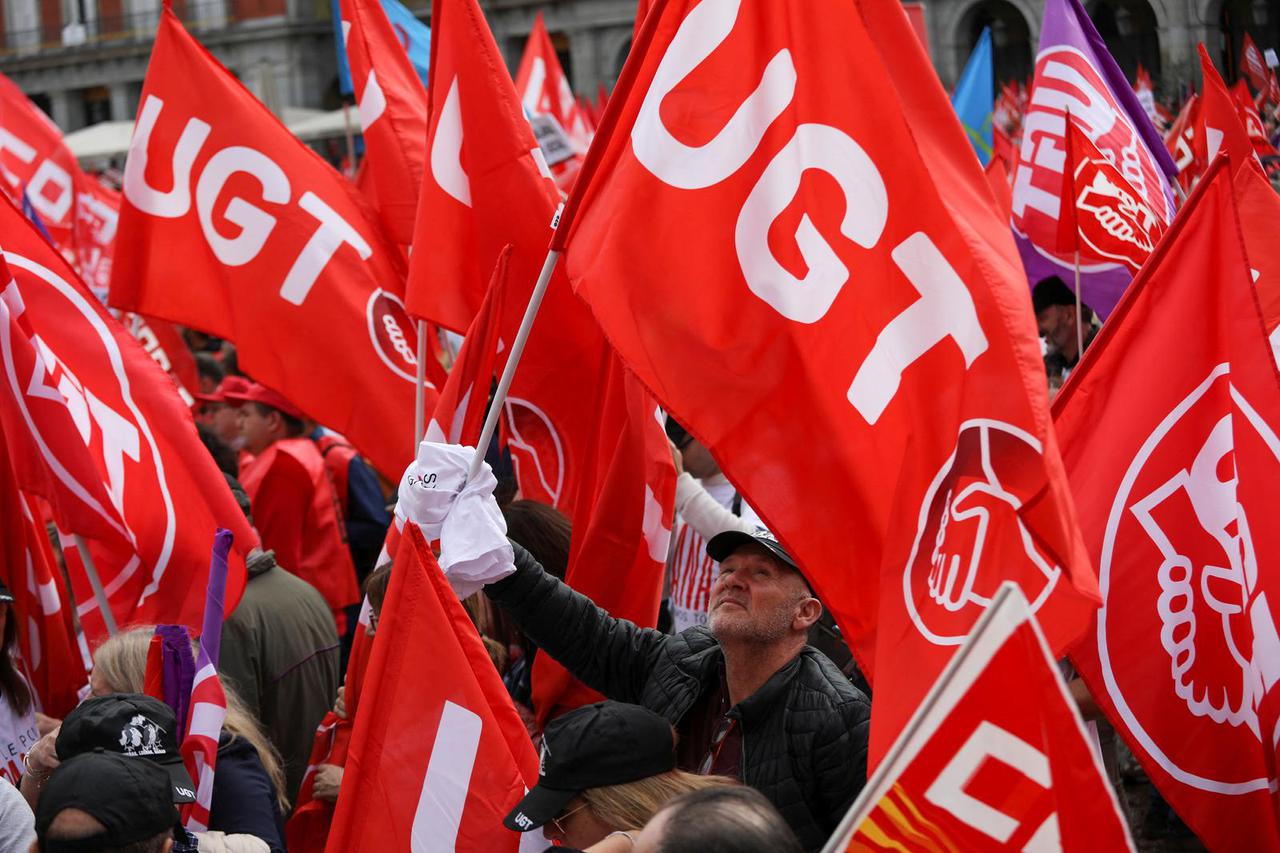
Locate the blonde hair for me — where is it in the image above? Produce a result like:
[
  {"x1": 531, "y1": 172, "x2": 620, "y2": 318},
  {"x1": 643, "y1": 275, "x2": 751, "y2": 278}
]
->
[
  {"x1": 92, "y1": 626, "x2": 289, "y2": 812},
  {"x1": 581, "y1": 771, "x2": 737, "y2": 831}
]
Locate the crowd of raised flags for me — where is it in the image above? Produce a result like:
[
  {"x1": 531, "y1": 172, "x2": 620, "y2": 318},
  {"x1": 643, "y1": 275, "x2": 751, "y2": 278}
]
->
[{"x1": 0, "y1": 0, "x2": 1278, "y2": 848}]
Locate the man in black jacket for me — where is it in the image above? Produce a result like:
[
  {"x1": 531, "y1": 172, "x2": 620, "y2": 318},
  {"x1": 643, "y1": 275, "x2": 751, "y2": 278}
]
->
[{"x1": 486, "y1": 528, "x2": 870, "y2": 851}]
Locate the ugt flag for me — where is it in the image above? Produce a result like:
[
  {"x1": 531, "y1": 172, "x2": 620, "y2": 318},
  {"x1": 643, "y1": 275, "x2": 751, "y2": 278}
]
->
[
  {"x1": 1011, "y1": 0, "x2": 1177, "y2": 319},
  {"x1": 1057, "y1": 160, "x2": 1280, "y2": 852},
  {"x1": 952, "y1": 28, "x2": 994, "y2": 165}
]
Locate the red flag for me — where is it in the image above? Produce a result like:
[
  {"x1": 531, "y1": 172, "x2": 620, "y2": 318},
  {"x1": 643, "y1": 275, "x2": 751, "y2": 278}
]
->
[
  {"x1": 1056, "y1": 160, "x2": 1280, "y2": 851},
  {"x1": 123, "y1": 314, "x2": 199, "y2": 407},
  {"x1": 1165, "y1": 93, "x2": 1201, "y2": 192},
  {"x1": 406, "y1": 0, "x2": 604, "y2": 511},
  {"x1": 1232, "y1": 79, "x2": 1279, "y2": 159},
  {"x1": 0, "y1": 450, "x2": 86, "y2": 719},
  {"x1": 0, "y1": 192, "x2": 255, "y2": 642},
  {"x1": 71, "y1": 172, "x2": 119, "y2": 297},
  {"x1": 1056, "y1": 114, "x2": 1166, "y2": 271},
  {"x1": 338, "y1": 0, "x2": 429, "y2": 244},
  {"x1": 515, "y1": 13, "x2": 591, "y2": 153},
  {"x1": 984, "y1": 158, "x2": 1013, "y2": 222},
  {"x1": 553, "y1": 0, "x2": 1099, "y2": 763},
  {"x1": 109, "y1": 9, "x2": 427, "y2": 479},
  {"x1": 0, "y1": 75, "x2": 80, "y2": 253},
  {"x1": 633, "y1": 0, "x2": 654, "y2": 34},
  {"x1": 1242, "y1": 33, "x2": 1271, "y2": 93},
  {"x1": 425, "y1": 246, "x2": 509, "y2": 446},
  {"x1": 531, "y1": 354, "x2": 676, "y2": 725},
  {"x1": 1198, "y1": 46, "x2": 1260, "y2": 172},
  {"x1": 831, "y1": 586, "x2": 1132, "y2": 850},
  {"x1": 327, "y1": 527, "x2": 536, "y2": 851}
]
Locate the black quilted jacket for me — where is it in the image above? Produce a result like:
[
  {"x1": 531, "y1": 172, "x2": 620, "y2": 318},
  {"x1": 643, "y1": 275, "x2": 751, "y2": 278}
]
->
[{"x1": 487, "y1": 543, "x2": 872, "y2": 851}]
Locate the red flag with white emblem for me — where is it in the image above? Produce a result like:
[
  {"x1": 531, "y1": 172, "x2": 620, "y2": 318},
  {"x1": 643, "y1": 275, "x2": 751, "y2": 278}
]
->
[
  {"x1": 1242, "y1": 33, "x2": 1271, "y2": 94},
  {"x1": 1056, "y1": 115, "x2": 1166, "y2": 271},
  {"x1": 0, "y1": 75, "x2": 81, "y2": 254},
  {"x1": 0, "y1": 192, "x2": 255, "y2": 642},
  {"x1": 515, "y1": 13, "x2": 591, "y2": 155},
  {"x1": 1057, "y1": 160, "x2": 1280, "y2": 851},
  {"x1": 71, "y1": 171, "x2": 119, "y2": 298},
  {"x1": 1232, "y1": 79, "x2": 1278, "y2": 159},
  {"x1": 337, "y1": 0, "x2": 429, "y2": 244},
  {"x1": 830, "y1": 585, "x2": 1132, "y2": 851},
  {"x1": 327, "y1": 526, "x2": 536, "y2": 852},
  {"x1": 553, "y1": 0, "x2": 1100, "y2": 763},
  {"x1": 109, "y1": 8, "x2": 427, "y2": 478}
]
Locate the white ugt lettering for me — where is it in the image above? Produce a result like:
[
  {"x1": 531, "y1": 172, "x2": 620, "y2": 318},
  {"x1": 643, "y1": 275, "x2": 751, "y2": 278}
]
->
[
  {"x1": 735, "y1": 124, "x2": 887, "y2": 323},
  {"x1": 847, "y1": 233, "x2": 987, "y2": 424},
  {"x1": 279, "y1": 192, "x2": 371, "y2": 306},
  {"x1": 411, "y1": 701, "x2": 482, "y2": 851},
  {"x1": 195, "y1": 146, "x2": 290, "y2": 266},
  {"x1": 123, "y1": 95, "x2": 211, "y2": 218},
  {"x1": 631, "y1": 0, "x2": 796, "y2": 190}
]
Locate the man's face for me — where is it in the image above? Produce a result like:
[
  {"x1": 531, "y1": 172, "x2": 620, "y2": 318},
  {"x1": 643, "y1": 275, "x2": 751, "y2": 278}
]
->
[
  {"x1": 205, "y1": 403, "x2": 243, "y2": 448},
  {"x1": 1036, "y1": 304, "x2": 1078, "y2": 359},
  {"x1": 708, "y1": 544, "x2": 812, "y2": 644},
  {"x1": 238, "y1": 405, "x2": 277, "y2": 456}
]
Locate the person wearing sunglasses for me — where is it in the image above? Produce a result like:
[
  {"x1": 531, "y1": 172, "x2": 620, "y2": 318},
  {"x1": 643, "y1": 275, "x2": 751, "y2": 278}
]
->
[{"x1": 503, "y1": 701, "x2": 733, "y2": 851}]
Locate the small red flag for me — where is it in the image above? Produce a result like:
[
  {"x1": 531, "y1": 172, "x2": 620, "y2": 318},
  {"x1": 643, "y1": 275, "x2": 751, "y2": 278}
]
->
[{"x1": 1242, "y1": 33, "x2": 1271, "y2": 93}]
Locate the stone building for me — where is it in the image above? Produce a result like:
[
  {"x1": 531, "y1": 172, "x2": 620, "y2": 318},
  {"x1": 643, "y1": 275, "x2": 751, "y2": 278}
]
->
[{"x1": 0, "y1": 0, "x2": 1274, "y2": 134}]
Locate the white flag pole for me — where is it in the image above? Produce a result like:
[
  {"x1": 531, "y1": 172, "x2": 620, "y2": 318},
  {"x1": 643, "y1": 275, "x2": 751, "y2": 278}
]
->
[
  {"x1": 72, "y1": 534, "x2": 117, "y2": 636},
  {"x1": 1073, "y1": 248, "x2": 1084, "y2": 361},
  {"x1": 414, "y1": 319, "x2": 427, "y2": 453},
  {"x1": 467, "y1": 248, "x2": 561, "y2": 480}
]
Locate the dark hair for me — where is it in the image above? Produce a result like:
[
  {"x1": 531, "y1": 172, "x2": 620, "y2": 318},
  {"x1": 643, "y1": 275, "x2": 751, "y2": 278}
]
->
[
  {"x1": 0, "y1": 608, "x2": 32, "y2": 717},
  {"x1": 652, "y1": 787, "x2": 802, "y2": 853},
  {"x1": 502, "y1": 500, "x2": 571, "y2": 581},
  {"x1": 193, "y1": 351, "x2": 224, "y2": 386},
  {"x1": 43, "y1": 822, "x2": 172, "y2": 853},
  {"x1": 196, "y1": 423, "x2": 238, "y2": 477},
  {"x1": 251, "y1": 403, "x2": 305, "y2": 438},
  {"x1": 364, "y1": 563, "x2": 392, "y2": 617}
]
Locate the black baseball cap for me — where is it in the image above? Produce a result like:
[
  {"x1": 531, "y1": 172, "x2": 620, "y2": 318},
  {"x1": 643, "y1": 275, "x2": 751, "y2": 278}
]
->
[
  {"x1": 35, "y1": 751, "x2": 181, "y2": 853},
  {"x1": 503, "y1": 701, "x2": 675, "y2": 832},
  {"x1": 56, "y1": 694, "x2": 196, "y2": 803},
  {"x1": 706, "y1": 528, "x2": 798, "y2": 571}
]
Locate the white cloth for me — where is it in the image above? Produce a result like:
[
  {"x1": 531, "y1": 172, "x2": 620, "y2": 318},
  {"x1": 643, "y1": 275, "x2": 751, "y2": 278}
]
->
[
  {"x1": 0, "y1": 778, "x2": 32, "y2": 853},
  {"x1": 396, "y1": 441, "x2": 514, "y2": 598},
  {"x1": 0, "y1": 683, "x2": 38, "y2": 786}
]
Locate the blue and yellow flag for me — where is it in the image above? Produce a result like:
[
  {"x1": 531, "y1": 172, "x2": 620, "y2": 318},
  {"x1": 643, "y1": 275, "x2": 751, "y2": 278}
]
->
[{"x1": 951, "y1": 28, "x2": 994, "y2": 164}]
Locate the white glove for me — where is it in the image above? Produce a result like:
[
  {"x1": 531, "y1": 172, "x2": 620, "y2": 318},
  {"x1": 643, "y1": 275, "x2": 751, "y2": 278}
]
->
[{"x1": 396, "y1": 441, "x2": 514, "y2": 597}]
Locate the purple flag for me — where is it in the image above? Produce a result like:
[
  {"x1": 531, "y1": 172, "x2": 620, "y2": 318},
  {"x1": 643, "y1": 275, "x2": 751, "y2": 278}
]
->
[
  {"x1": 199, "y1": 528, "x2": 232, "y2": 669},
  {"x1": 1011, "y1": 0, "x2": 1178, "y2": 318},
  {"x1": 153, "y1": 623, "x2": 194, "y2": 740}
]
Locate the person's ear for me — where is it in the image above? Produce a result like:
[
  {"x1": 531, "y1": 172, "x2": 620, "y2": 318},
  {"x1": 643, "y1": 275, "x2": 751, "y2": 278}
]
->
[{"x1": 794, "y1": 596, "x2": 822, "y2": 632}]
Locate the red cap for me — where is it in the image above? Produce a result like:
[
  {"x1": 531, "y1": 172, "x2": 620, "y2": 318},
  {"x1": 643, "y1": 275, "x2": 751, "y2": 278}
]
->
[
  {"x1": 222, "y1": 382, "x2": 305, "y2": 421},
  {"x1": 194, "y1": 375, "x2": 253, "y2": 405}
]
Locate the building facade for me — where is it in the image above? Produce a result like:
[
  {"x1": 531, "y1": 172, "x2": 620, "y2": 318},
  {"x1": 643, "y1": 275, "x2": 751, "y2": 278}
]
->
[{"x1": 0, "y1": 0, "x2": 1273, "y2": 135}]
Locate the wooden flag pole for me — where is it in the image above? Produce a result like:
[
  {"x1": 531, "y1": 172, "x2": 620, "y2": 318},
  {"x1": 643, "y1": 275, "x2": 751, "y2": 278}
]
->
[
  {"x1": 73, "y1": 534, "x2": 117, "y2": 636},
  {"x1": 414, "y1": 320, "x2": 427, "y2": 452},
  {"x1": 467, "y1": 248, "x2": 562, "y2": 479}
]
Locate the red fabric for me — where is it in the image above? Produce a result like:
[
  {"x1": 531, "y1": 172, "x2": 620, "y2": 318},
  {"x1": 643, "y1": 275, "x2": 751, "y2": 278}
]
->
[
  {"x1": 71, "y1": 172, "x2": 119, "y2": 297},
  {"x1": 425, "y1": 245, "x2": 509, "y2": 446},
  {"x1": 108, "y1": 9, "x2": 427, "y2": 480},
  {"x1": 338, "y1": 0, "x2": 428, "y2": 245},
  {"x1": 0, "y1": 194, "x2": 254, "y2": 642},
  {"x1": 983, "y1": 158, "x2": 1013, "y2": 222},
  {"x1": 315, "y1": 433, "x2": 357, "y2": 517},
  {"x1": 532, "y1": 354, "x2": 676, "y2": 727},
  {"x1": 1057, "y1": 161, "x2": 1280, "y2": 851},
  {"x1": 1242, "y1": 33, "x2": 1271, "y2": 94},
  {"x1": 1197, "y1": 46, "x2": 1260, "y2": 174},
  {"x1": 0, "y1": 74, "x2": 80, "y2": 250},
  {"x1": 1236, "y1": 158, "x2": 1280, "y2": 348},
  {"x1": 0, "y1": 441, "x2": 85, "y2": 718},
  {"x1": 326, "y1": 527, "x2": 536, "y2": 851},
  {"x1": 1165, "y1": 93, "x2": 1201, "y2": 193},
  {"x1": 838, "y1": 592, "x2": 1131, "y2": 850},
  {"x1": 515, "y1": 13, "x2": 591, "y2": 153},
  {"x1": 239, "y1": 437, "x2": 359, "y2": 629},
  {"x1": 125, "y1": 314, "x2": 200, "y2": 408},
  {"x1": 1232, "y1": 79, "x2": 1278, "y2": 159},
  {"x1": 405, "y1": 0, "x2": 605, "y2": 512},
  {"x1": 554, "y1": 0, "x2": 1099, "y2": 766},
  {"x1": 1055, "y1": 114, "x2": 1166, "y2": 270}
]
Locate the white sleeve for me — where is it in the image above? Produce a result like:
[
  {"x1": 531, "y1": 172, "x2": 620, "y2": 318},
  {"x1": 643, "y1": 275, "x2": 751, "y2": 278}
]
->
[
  {"x1": 0, "y1": 779, "x2": 33, "y2": 853},
  {"x1": 673, "y1": 473, "x2": 758, "y2": 540}
]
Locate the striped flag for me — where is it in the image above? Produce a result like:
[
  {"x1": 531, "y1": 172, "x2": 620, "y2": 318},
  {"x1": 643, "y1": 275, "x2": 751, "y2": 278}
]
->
[{"x1": 180, "y1": 528, "x2": 233, "y2": 832}]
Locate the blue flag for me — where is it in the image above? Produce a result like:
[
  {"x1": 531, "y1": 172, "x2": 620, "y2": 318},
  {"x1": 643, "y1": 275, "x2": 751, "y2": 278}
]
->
[
  {"x1": 951, "y1": 28, "x2": 994, "y2": 165},
  {"x1": 330, "y1": 0, "x2": 431, "y2": 99}
]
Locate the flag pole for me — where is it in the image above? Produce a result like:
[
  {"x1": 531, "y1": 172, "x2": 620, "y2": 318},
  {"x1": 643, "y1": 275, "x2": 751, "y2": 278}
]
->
[
  {"x1": 414, "y1": 320, "x2": 427, "y2": 452},
  {"x1": 467, "y1": 248, "x2": 561, "y2": 479},
  {"x1": 1073, "y1": 248, "x2": 1084, "y2": 361},
  {"x1": 72, "y1": 534, "x2": 117, "y2": 636}
]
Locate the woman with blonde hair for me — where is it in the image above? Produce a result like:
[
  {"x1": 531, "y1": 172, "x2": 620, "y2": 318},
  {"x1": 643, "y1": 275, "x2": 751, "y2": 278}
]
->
[
  {"x1": 90, "y1": 626, "x2": 287, "y2": 853},
  {"x1": 503, "y1": 701, "x2": 735, "y2": 850}
]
